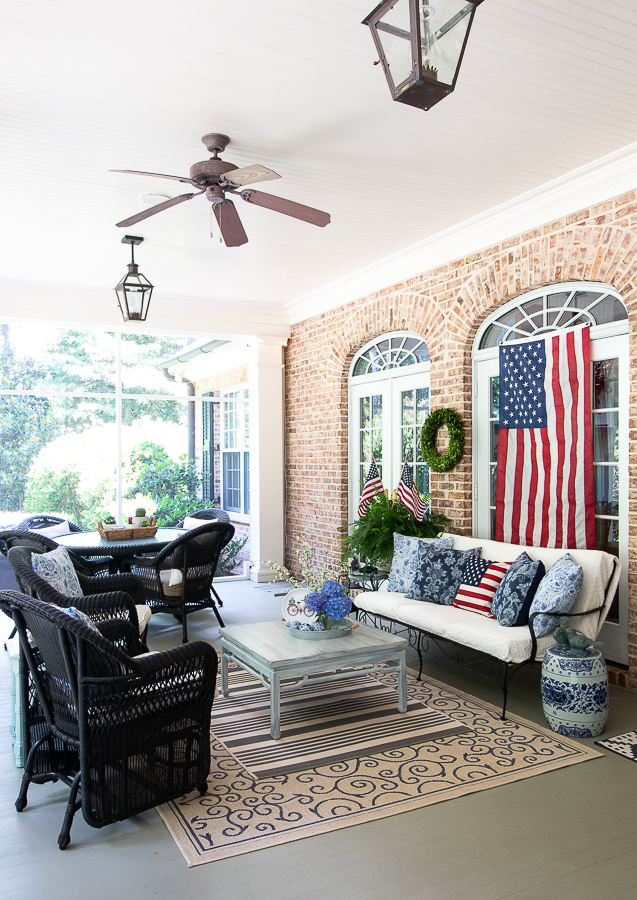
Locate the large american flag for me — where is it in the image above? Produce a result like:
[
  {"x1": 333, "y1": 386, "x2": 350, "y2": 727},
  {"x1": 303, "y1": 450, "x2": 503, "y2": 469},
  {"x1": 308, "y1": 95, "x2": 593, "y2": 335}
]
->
[
  {"x1": 495, "y1": 325, "x2": 595, "y2": 549},
  {"x1": 358, "y1": 458, "x2": 384, "y2": 517},
  {"x1": 396, "y1": 462, "x2": 426, "y2": 522}
]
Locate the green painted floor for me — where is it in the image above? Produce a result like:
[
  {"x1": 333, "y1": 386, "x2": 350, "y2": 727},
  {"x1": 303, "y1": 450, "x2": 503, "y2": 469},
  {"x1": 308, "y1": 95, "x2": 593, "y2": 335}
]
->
[{"x1": 2, "y1": 580, "x2": 637, "y2": 900}]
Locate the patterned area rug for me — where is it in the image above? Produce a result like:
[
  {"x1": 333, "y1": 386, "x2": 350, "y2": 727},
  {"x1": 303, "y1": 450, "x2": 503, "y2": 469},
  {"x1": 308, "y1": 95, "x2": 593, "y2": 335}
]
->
[
  {"x1": 158, "y1": 669, "x2": 602, "y2": 866},
  {"x1": 596, "y1": 730, "x2": 637, "y2": 761},
  {"x1": 209, "y1": 667, "x2": 470, "y2": 778}
]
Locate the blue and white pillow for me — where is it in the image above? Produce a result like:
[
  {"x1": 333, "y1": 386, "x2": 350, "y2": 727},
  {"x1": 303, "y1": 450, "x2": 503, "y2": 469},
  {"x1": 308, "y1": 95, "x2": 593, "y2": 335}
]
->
[
  {"x1": 62, "y1": 606, "x2": 100, "y2": 632},
  {"x1": 387, "y1": 533, "x2": 454, "y2": 593},
  {"x1": 491, "y1": 552, "x2": 545, "y2": 627},
  {"x1": 32, "y1": 546, "x2": 83, "y2": 597},
  {"x1": 406, "y1": 546, "x2": 481, "y2": 605},
  {"x1": 529, "y1": 553, "x2": 583, "y2": 637}
]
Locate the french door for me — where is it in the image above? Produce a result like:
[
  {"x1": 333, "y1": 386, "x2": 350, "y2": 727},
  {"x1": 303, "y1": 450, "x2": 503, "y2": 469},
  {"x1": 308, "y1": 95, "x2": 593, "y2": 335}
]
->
[
  {"x1": 473, "y1": 334, "x2": 628, "y2": 663},
  {"x1": 349, "y1": 372, "x2": 430, "y2": 520}
]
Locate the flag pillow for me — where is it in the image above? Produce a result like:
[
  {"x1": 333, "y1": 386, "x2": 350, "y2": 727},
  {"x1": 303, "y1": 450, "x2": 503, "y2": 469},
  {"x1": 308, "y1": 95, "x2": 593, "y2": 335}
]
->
[
  {"x1": 491, "y1": 552, "x2": 545, "y2": 627},
  {"x1": 452, "y1": 559, "x2": 513, "y2": 618},
  {"x1": 528, "y1": 553, "x2": 583, "y2": 637},
  {"x1": 387, "y1": 533, "x2": 454, "y2": 594},
  {"x1": 406, "y1": 546, "x2": 481, "y2": 605}
]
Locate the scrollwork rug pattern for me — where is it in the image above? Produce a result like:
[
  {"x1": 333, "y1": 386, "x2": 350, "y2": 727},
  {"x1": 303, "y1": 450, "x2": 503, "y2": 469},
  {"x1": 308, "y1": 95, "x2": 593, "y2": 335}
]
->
[{"x1": 158, "y1": 670, "x2": 602, "y2": 866}]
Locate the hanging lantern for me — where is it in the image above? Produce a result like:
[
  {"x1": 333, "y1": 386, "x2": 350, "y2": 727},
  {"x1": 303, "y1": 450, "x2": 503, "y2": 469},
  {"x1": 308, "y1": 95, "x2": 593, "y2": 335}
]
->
[
  {"x1": 114, "y1": 235, "x2": 154, "y2": 322},
  {"x1": 363, "y1": 0, "x2": 484, "y2": 111}
]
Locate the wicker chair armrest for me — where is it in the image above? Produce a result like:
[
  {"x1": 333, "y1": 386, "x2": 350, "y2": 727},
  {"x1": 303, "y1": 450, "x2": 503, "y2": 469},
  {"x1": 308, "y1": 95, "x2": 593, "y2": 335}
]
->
[
  {"x1": 78, "y1": 571, "x2": 145, "y2": 603},
  {"x1": 96, "y1": 618, "x2": 149, "y2": 656},
  {"x1": 132, "y1": 640, "x2": 217, "y2": 675},
  {"x1": 71, "y1": 591, "x2": 140, "y2": 629}
]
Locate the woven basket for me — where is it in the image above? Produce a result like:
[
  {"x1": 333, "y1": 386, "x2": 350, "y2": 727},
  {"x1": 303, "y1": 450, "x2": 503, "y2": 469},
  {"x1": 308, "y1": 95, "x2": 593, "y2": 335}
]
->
[{"x1": 97, "y1": 518, "x2": 158, "y2": 541}]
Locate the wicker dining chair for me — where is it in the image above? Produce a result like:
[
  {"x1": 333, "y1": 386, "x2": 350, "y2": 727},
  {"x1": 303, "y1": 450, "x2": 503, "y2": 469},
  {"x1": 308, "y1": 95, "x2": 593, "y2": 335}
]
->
[
  {"x1": 129, "y1": 520, "x2": 234, "y2": 642},
  {"x1": 17, "y1": 514, "x2": 114, "y2": 574},
  {"x1": 0, "y1": 589, "x2": 217, "y2": 850},
  {"x1": 7, "y1": 544, "x2": 151, "y2": 639}
]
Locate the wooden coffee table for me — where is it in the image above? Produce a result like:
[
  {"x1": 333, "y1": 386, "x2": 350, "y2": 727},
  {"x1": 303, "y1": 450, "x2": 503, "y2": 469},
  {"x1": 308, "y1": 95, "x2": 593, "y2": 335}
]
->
[{"x1": 219, "y1": 620, "x2": 408, "y2": 739}]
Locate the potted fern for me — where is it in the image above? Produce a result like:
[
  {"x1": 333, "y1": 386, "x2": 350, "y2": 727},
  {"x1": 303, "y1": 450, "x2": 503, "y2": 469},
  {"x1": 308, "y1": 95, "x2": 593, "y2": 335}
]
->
[{"x1": 340, "y1": 492, "x2": 450, "y2": 571}]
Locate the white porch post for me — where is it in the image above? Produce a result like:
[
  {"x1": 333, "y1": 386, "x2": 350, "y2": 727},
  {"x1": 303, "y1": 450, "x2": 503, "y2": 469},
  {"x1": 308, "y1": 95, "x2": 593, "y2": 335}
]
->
[{"x1": 248, "y1": 337, "x2": 286, "y2": 582}]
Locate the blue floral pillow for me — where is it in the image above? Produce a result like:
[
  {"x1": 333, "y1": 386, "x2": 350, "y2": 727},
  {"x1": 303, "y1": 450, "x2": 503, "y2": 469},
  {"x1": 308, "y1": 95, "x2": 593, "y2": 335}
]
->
[
  {"x1": 387, "y1": 533, "x2": 453, "y2": 593},
  {"x1": 62, "y1": 607, "x2": 100, "y2": 632},
  {"x1": 491, "y1": 552, "x2": 545, "y2": 627},
  {"x1": 32, "y1": 546, "x2": 83, "y2": 597},
  {"x1": 529, "y1": 553, "x2": 583, "y2": 637},
  {"x1": 406, "y1": 546, "x2": 481, "y2": 605}
]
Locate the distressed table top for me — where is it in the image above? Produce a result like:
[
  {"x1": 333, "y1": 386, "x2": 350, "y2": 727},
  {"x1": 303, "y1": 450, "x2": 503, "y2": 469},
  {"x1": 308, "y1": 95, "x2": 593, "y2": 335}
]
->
[{"x1": 220, "y1": 619, "x2": 408, "y2": 669}]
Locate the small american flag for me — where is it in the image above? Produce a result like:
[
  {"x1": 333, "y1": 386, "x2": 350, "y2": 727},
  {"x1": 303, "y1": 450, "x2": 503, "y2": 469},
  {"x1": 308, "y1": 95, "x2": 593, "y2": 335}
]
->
[
  {"x1": 396, "y1": 462, "x2": 426, "y2": 522},
  {"x1": 358, "y1": 458, "x2": 384, "y2": 517},
  {"x1": 495, "y1": 325, "x2": 595, "y2": 549}
]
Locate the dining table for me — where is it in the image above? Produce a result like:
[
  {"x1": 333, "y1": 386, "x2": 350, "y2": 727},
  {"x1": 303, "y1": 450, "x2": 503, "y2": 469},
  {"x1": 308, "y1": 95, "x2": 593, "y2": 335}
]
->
[{"x1": 57, "y1": 528, "x2": 186, "y2": 573}]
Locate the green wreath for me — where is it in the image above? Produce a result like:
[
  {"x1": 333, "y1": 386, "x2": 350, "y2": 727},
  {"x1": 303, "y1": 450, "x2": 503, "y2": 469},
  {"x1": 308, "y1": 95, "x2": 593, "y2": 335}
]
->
[{"x1": 421, "y1": 408, "x2": 465, "y2": 472}]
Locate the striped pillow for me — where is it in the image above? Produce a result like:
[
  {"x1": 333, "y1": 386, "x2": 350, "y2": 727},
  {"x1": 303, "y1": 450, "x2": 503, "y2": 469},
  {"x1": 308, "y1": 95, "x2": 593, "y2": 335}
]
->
[{"x1": 452, "y1": 560, "x2": 513, "y2": 618}]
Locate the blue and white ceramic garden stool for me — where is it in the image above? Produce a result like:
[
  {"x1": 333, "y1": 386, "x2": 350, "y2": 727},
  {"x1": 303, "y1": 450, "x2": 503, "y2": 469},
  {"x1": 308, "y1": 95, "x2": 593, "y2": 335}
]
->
[{"x1": 541, "y1": 647, "x2": 609, "y2": 738}]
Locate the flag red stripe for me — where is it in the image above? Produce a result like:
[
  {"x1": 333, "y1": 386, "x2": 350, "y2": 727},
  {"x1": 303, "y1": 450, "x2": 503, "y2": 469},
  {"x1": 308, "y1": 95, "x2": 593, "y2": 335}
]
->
[
  {"x1": 551, "y1": 335, "x2": 565, "y2": 548},
  {"x1": 495, "y1": 424, "x2": 509, "y2": 542},
  {"x1": 511, "y1": 429, "x2": 525, "y2": 542},
  {"x1": 566, "y1": 329, "x2": 579, "y2": 548},
  {"x1": 581, "y1": 330, "x2": 596, "y2": 547},
  {"x1": 525, "y1": 429, "x2": 538, "y2": 546}
]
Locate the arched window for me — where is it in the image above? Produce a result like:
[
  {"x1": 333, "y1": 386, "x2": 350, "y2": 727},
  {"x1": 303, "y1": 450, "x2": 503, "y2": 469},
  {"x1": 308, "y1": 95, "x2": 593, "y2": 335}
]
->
[
  {"x1": 473, "y1": 282, "x2": 628, "y2": 663},
  {"x1": 349, "y1": 332, "x2": 430, "y2": 519}
]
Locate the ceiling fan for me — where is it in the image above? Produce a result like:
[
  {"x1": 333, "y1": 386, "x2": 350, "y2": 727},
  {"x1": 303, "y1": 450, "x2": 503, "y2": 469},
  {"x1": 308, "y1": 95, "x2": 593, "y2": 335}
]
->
[{"x1": 111, "y1": 133, "x2": 331, "y2": 247}]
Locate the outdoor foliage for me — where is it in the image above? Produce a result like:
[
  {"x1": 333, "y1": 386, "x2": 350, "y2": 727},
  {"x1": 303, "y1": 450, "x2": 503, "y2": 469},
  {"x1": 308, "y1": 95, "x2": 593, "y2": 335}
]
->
[
  {"x1": 126, "y1": 441, "x2": 204, "y2": 525},
  {"x1": 24, "y1": 465, "x2": 108, "y2": 529},
  {"x1": 218, "y1": 534, "x2": 249, "y2": 576},
  {"x1": 340, "y1": 492, "x2": 451, "y2": 568}
]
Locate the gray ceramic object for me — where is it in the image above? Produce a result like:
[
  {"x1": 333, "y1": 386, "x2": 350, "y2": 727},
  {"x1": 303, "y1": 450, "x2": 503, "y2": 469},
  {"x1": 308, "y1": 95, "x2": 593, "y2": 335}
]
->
[{"x1": 287, "y1": 619, "x2": 353, "y2": 640}]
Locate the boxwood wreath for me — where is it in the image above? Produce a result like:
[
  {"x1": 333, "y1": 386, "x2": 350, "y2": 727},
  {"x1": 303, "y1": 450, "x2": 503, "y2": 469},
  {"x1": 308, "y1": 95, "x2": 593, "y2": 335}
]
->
[{"x1": 421, "y1": 408, "x2": 465, "y2": 472}]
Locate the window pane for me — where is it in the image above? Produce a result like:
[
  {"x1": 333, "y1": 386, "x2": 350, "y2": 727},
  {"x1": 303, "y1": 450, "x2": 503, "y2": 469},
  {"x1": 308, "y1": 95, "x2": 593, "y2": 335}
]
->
[
  {"x1": 120, "y1": 333, "x2": 194, "y2": 396},
  {"x1": 223, "y1": 452, "x2": 241, "y2": 512},
  {"x1": 490, "y1": 463, "x2": 497, "y2": 507},
  {"x1": 593, "y1": 412, "x2": 619, "y2": 462},
  {"x1": 490, "y1": 377, "x2": 499, "y2": 419},
  {"x1": 416, "y1": 388, "x2": 429, "y2": 424},
  {"x1": 594, "y1": 359, "x2": 619, "y2": 409},
  {"x1": 360, "y1": 396, "x2": 370, "y2": 428},
  {"x1": 490, "y1": 422, "x2": 499, "y2": 463},
  {"x1": 123, "y1": 398, "x2": 197, "y2": 525},
  {"x1": 594, "y1": 465, "x2": 619, "y2": 515},
  {"x1": 402, "y1": 390, "x2": 414, "y2": 426},
  {"x1": 372, "y1": 394, "x2": 383, "y2": 425},
  {"x1": 9, "y1": 396, "x2": 117, "y2": 528},
  {"x1": 596, "y1": 518, "x2": 619, "y2": 558},
  {"x1": 591, "y1": 296, "x2": 628, "y2": 324},
  {"x1": 547, "y1": 291, "x2": 570, "y2": 308},
  {"x1": 243, "y1": 452, "x2": 250, "y2": 515},
  {"x1": 1, "y1": 323, "x2": 116, "y2": 394},
  {"x1": 402, "y1": 428, "x2": 414, "y2": 462}
]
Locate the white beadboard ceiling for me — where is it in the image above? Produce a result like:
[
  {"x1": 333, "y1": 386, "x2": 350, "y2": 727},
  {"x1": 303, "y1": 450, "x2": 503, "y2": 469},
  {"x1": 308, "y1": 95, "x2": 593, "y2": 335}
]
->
[{"x1": 2, "y1": 0, "x2": 637, "y2": 328}]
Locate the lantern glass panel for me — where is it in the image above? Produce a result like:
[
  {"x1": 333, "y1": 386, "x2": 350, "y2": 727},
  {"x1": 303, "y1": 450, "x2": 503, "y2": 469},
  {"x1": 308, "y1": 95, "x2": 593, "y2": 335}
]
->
[
  {"x1": 376, "y1": 0, "x2": 414, "y2": 90},
  {"x1": 417, "y1": 0, "x2": 474, "y2": 87}
]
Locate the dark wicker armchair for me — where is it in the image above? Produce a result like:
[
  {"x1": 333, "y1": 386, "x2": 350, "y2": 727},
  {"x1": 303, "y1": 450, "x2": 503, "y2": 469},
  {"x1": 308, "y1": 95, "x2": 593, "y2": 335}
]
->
[
  {"x1": 17, "y1": 514, "x2": 114, "y2": 573},
  {"x1": 129, "y1": 521, "x2": 234, "y2": 642},
  {"x1": 181, "y1": 507, "x2": 231, "y2": 525},
  {"x1": 7, "y1": 544, "x2": 151, "y2": 639},
  {"x1": 0, "y1": 590, "x2": 217, "y2": 850}
]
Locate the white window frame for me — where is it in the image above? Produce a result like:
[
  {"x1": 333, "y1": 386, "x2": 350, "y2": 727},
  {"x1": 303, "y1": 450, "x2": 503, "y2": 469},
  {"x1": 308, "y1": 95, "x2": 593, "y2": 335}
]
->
[
  {"x1": 348, "y1": 332, "x2": 431, "y2": 522},
  {"x1": 221, "y1": 384, "x2": 250, "y2": 519}
]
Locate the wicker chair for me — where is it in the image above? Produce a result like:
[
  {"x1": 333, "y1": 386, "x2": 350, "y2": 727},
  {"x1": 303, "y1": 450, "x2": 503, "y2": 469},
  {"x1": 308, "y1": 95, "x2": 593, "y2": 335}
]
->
[
  {"x1": 0, "y1": 589, "x2": 217, "y2": 850},
  {"x1": 181, "y1": 507, "x2": 231, "y2": 525},
  {"x1": 17, "y1": 514, "x2": 114, "y2": 574},
  {"x1": 7, "y1": 544, "x2": 151, "y2": 639},
  {"x1": 129, "y1": 521, "x2": 234, "y2": 642}
]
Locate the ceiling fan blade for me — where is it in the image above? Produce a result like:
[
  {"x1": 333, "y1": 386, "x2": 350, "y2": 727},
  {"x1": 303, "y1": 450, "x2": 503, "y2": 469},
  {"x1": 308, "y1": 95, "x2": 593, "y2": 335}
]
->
[
  {"x1": 220, "y1": 164, "x2": 281, "y2": 187},
  {"x1": 213, "y1": 200, "x2": 248, "y2": 247},
  {"x1": 110, "y1": 169, "x2": 197, "y2": 185},
  {"x1": 116, "y1": 191, "x2": 203, "y2": 227},
  {"x1": 240, "y1": 189, "x2": 330, "y2": 227}
]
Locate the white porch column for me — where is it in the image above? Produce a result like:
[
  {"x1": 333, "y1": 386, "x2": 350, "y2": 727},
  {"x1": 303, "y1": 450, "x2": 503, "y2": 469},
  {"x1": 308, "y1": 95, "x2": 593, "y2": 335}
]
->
[{"x1": 248, "y1": 337, "x2": 286, "y2": 582}]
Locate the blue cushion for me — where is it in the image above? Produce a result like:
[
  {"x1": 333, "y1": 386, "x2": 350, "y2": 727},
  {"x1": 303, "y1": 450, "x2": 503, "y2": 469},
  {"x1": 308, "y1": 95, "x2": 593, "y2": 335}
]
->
[
  {"x1": 406, "y1": 546, "x2": 481, "y2": 605},
  {"x1": 529, "y1": 553, "x2": 583, "y2": 637},
  {"x1": 62, "y1": 607, "x2": 100, "y2": 632},
  {"x1": 491, "y1": 552, "x2": 545, "y2": 627},
  {"x1": 32, "y1": 546, "x2": 83, "y2": 597},
  {"x1": 387, "y1": 533, "x2": 454, "y2": 593}
]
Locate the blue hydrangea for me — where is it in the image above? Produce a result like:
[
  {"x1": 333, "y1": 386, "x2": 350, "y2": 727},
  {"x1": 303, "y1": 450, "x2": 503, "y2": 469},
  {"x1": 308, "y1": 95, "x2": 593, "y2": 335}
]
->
[
  {"x1": 325, "y1": 595, "x2": 352, "y2": 621},
  {"x1": 305, "y1": 581, "x2": 351, "y2": 623},
  {"x1": 305, "y1": 591, "x2": 327, "y2": 613}
]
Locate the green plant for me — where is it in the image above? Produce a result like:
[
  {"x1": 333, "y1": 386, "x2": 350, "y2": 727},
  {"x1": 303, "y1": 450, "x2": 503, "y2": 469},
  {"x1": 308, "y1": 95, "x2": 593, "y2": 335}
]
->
[
  {"x1": 267, "y1": 539, "x2": 347, "y2": 592},
  {"x1": 421, "y1": 408, "x2": 465, "y2": 472},
  {"x1": 340, "y1": 492, "x2": 450, "y2": 568},
  {"x1": 153, "y1": 497, "x2": 211, "y2": 527},
  {"x1": 103, "y1": 514, "x2": 116, "y2": 524},
  {"x1": 135, "y1": 506, "x2": 146, "y2": 517},
  {"x1": 217, "y1": 534, "x2": 249, "y2": 576}
]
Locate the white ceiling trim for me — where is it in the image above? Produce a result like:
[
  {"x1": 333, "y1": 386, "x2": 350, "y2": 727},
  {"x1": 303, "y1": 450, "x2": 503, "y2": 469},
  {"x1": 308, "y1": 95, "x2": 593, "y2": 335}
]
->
[{"x1": 286, "y1": 139, "x2": 637, "y2": 325}]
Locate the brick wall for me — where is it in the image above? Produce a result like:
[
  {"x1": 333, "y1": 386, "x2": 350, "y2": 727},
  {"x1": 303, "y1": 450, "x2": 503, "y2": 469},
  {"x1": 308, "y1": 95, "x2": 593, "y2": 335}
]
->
[{"x1": 285, "y1": 189, "x2": 637, "y2": 689}]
